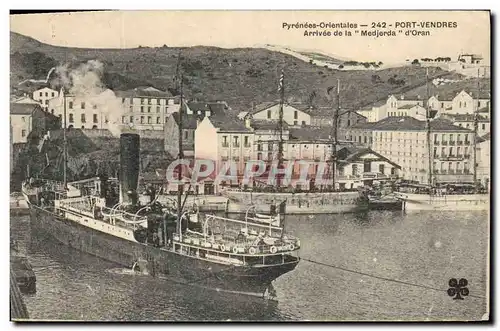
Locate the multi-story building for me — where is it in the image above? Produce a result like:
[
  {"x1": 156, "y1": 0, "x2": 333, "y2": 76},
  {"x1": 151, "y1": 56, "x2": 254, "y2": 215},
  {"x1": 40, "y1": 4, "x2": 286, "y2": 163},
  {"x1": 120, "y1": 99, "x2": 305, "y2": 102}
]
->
[
  {"x1": 310, "y1": 107, "x2": 367, "y2": 139},
  {"x1": 250, "y1": 101, "x2": 312, "y2": 126},
  {"x1": 476, "y1": 132, "x2": 490, "y2": 189},
  {"x1": 164, "y1": 112, "x2": 199, "y2": 158},
  {"x1": 432, "y1": 90, "x2": 490, "y2": 118},
  {"x1": 356, "y1": 94, "x2": 424, "y2": 122},
  {"x1": 440, "y1": 113, "x2": 490, "y2": 137},
  {"x1": 347, "y1": 116, "x2": 474, "y2": 184},
  {"x1": 116, "y1": 87, "x2": 179, "y2": 131},
  {"x1": 250, "y1": 119, "x2": 290, "y2": 162},
  {"x1": 185, "y1": 101, "x2": 230, "y2": 117},
  {"x1": 48, "y1": 90, "x2": 114, "y2": 130},
  {"x1": 195, "y1": 115, "x2": 254, "y2": 191},
  {"x1": 33, "y1": 87, "x2": 59, "y2": 110},
  {"x1": 10, "y1": 103, "x2": 35, "y2": 143}
]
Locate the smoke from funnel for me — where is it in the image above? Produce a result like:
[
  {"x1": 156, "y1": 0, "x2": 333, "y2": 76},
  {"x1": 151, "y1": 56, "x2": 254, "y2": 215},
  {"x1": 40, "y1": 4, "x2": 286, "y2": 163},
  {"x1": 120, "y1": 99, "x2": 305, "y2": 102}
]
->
[{"x1": 119, "y1": 133, "x2": 140, "y2": 206}]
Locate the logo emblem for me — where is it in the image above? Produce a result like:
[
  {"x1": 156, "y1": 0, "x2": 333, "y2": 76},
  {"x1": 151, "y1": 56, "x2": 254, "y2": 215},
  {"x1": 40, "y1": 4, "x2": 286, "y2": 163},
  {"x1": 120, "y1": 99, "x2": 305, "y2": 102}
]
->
[{"x1": 447, "y1": 278, "x2": 469, "y2": 300}]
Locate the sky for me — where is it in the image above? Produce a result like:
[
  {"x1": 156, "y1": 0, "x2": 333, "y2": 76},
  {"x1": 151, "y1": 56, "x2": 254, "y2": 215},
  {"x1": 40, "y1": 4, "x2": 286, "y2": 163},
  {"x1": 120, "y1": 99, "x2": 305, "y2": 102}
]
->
[{"x1": 10, "y1": 10, "x2": 490, "y2": 64}]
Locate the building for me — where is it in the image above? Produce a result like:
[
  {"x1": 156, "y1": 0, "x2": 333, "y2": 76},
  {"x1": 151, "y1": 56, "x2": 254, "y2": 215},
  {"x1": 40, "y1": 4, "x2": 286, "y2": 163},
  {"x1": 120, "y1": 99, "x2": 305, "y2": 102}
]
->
[
  {"x1": 116, "y1": 87, "x2": 179, "y2": 131},
  {"x1": 164, "y1": 112, "x2": 199, "y2": 158},
  {"x1": 185, "y1": 101, "x2": 230, "y2": 117},
  {"x1": 250, "y1": 119, "x2": 290, "y2": 162},
  {"x1": 347, "y1": 116, "x2": 474, "y2": 184},
  {"x1": 476, "y1": 133, "x2": 490, "y2": 189},
  {"x1": 10, "y1": 103, "x2": 35, "y2": 143},
  {"x1": 448, "y1": 90, "x2": 490, "y2": 115},
  {"x1": 440, "y1": 113, "x2": 490, "y2": 137},
  {"x1": 195, "y1": 115, "x2": 254, "y2": 192},
  {"x1": 335, "y1": 146, "x2": 401, "y2": 190},
  {"x1": 249, "y1": 101, "x2": 312, "y2": 126},
  {"x1": 12, "y1": 95, "x2": 40, "y2": 106},
  {"x1": 458, "y1": 54, "x2": 484, "y2": 65},
  {"x1": 356, "y1": 94, "x2": 424, "y2": 122},
  {"x1": 310, "y1": 107, "x2": 367, "y2": 139},
  {"x1": 33, "y1": 87, "x2": 59, "y2": 110}
]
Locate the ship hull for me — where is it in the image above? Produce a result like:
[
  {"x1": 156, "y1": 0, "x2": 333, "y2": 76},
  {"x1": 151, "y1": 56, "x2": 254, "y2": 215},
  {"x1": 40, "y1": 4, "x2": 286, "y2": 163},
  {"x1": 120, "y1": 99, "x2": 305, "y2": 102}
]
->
[
  {"x1": 394, "y1": 192, "x2": 490, "y2": 212},
  {"x1": 224, "y1": 190, "x2": 368, "y2": 214},
  {"x1": 27, "y1": 205, "x2": 299, "y2": 297}
]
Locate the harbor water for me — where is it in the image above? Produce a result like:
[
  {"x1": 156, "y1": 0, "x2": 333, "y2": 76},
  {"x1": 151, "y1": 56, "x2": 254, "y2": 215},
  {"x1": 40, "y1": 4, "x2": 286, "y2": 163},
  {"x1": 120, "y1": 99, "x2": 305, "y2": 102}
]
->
[{"x1": 11, "y1": 210, "x2": 488, "y2": 321}]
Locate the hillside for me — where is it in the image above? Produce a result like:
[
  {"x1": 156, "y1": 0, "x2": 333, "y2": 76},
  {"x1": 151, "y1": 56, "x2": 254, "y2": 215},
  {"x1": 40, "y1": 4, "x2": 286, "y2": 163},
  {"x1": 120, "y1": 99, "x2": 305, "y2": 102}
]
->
[{"x1": 10, "y1": 31, "x2": 465, "y2": 112}]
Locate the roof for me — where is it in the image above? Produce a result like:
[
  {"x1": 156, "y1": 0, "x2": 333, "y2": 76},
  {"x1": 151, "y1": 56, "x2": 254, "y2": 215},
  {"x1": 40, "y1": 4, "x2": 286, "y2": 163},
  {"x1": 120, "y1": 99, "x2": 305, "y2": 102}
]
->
[
  {"x1": 115, "y1": 88, "x2": 173, "y2": 98},
  {"x1": 447, "y1": 114, "x2": 489, "y2": 122},
  {"x1": 289, "y1": 126, "x2": 332, "y2": 141},
  {"x1": 171, "y1": 112, "x2": 199, "y2": 130},
  {"x1": 480, "y1": 132, "x2": 490, "y2": 141},
  {"x1": 351, "y1": 116, "x2": 471, "y2": 132},
  {"x1": 10, "y1": 103, "x2": 41, "y2": 115},
  {"x1": 251, "y1": 119, "x2": 289, "y2": 131},
  {"x1": 251, "y1": 101, "x2": 313, "y2": 115},
  {"x1": 188, "y1": 101, "x2": 230, "y2": 116},
  {"x1": 209, "y1": 115, "x2": 252, "y2": 132},
  {"x1": 337, "y1": 147, "x2": 401, "y2": 169},
  {"x1": 478, "y1": 106, "x2": 490, "y2": 113},
  {"x1": 370, "y1": 99, "x2": 387, "y2": 108}
]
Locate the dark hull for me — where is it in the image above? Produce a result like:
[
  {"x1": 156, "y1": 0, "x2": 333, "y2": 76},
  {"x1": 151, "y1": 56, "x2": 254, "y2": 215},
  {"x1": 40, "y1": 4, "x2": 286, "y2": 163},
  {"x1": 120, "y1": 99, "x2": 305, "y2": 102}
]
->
[{"x1": 28, "y1": 205, "x2": 299, "y2": 297}]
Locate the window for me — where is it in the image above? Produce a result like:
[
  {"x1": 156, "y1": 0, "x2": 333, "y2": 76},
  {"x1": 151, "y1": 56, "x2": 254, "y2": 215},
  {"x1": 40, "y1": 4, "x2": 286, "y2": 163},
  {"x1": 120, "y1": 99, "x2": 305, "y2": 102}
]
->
[
  {"x1": 39, "y1": 92, "x2": 42, "y2": 97},
  {"x1": 441, "y1": 102, "x2": 444, "y2": 108},
  {"x1": 244, "y1": 136, "x2": 250, "y2": 147},
  {"x1": 140, "y1": 116, "x2": 144, "y2": 124},
  {"x1": 294, "y1": 120, "x2": 298, "y2": 125},
  {"x1": 122, "y1": 116, "x2": 126, "y2": 124},
  {"x1": 302, "y1": 121, "x2": 306, "y2": 125},
  {"x1": 156, "y1": 117, "x2": 161, "y2": 124},
  {"x1": 294, "y1": 110, "x2": 298, "y2": 119},
  {"x1": 184, "y1": 130, "x2": 188, "y2": 139},
  {"x1": 147, "y1": 116, "x2": 152, "y2": 124},
  {"x1": 364, "y1": 136, "x2": 367, "y2": 144},
  {"x1": 122, "y1": 98, "x2": 126, "y2": 103},
  {"x1": 257, "y1": 143, "x2": 262, "y2": 151},
  {"x1": 433, "y1": 147, "x2": 437, "y2": 157},
  {"x1": 69, "y1": 113, "x2": 74, "y2": 123},
  {"x1": 222, "y1": 136, "x2": 228, "y2": 147},
  {"x1": 257, "y1": 152, "x2": 262, "y2": 160},
  {"x1": 81, "y1": 114, "x2": 86, "y2": 123},
  {"x1": 141, "y1": 99, "x2": 145, "y2": 105},
  {"x1": 148, "y1": 106, "x2": 151, "y2": 113},
  {"x1": 434, "y1": 134, "x2": 438, "y2": 143},
  {"x1": 449, "y1": 147, "x2": 453, "y2": 156},
  {"x1": 81, "y1": 102, "x2": 85, "y2": 109},
  {"x1": 51, "y1": 109, "x2": 54, "y2": 114},
  {"x1": 105, "y1": 116, "x2": 108, "y2": 124},
  {"x1": 464, "y1": 102, "x2": 467, "y2": 108},
  {"x1": 69, "y1": 101, "x2": 73, "y2": 109},
  {"x1": 267, "y1": 109, "x2": 271, "y2": 119},
  {"x1": 148, "y1": 99, "x2": 153, "y2": 105},
  {"x1": 268, "y1": 152, "x2": 273, "y2": 160},
  {"x1": 45, "y1": 92, "x2": 48, "y2": 97},
  {"x1": 93, "y1": 114, "x2": 98, "y2": 123},
  {"x1": 352, "y1": 164, "x2": 359, "y2": 176},
  {"x1": 21, "y1": 130, "x2": 26, "y2": 137},
  {"x1": 268, "y1": 142, "x2": 273, "y2": 151},
  {"x1": 45, "y1": 100, "x2": 49, "y2": 105},
  {"x1": 141, "y1": 106, "x2": 144, "y2": 113},
  {"x1": 21, "y1": 117, "x2": 25, "y2": 122},
  {"x1": 347, "y1": 119, "x2": 351, "y2": 126},
  {"x1": 482, "y1": 123, "x2": 486, "y2": 130},
  {"x1": 130, "y1": 97, "x2": 134, "y2": 104},
  {"x1": 233, "y1": 136, "x2": 239, "y2": 147},
  {"x1": 157, "y1": 106, "x2": 161, "y2": 113},
  {"x1": 130, "y1": 116, "x2": 134, "y2": 123}
]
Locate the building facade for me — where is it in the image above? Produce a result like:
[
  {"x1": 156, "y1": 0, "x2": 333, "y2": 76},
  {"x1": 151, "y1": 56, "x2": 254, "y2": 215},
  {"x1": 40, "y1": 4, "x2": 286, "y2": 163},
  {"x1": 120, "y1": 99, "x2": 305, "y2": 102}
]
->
[
  {"x1": 10, "y1": 103, "x2": 35, "y2": 143},
  {"x1": 116, "y1": 88, "x2": 179, "y2": 131},
  {"x1": 347, "y1": 116, "x2": 474, "y2": 184},
  {"x1": 164, "y1": 112, "x2": 198, "y2": 158},
  {"x1": 250, "y1": 102, "x2": 312, "y2": 126},
  {"x1": 33, "y1": 87, "x2": 59, "y2": 110},
  {"x1": 356, "y1": 94, "x2": 424, "y2": 122}
]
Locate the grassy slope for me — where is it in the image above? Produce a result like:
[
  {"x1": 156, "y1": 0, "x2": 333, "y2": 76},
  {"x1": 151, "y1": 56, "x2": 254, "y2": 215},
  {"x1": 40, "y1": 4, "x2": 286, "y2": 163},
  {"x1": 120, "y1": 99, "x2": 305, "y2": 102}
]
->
[{"x1": 11, "y1": 31, "x2": 460, "y2": 112}]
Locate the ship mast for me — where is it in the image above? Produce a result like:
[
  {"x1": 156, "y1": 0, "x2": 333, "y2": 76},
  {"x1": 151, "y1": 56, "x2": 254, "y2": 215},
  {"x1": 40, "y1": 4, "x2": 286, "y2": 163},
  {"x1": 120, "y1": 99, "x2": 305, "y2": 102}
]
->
[
  {"x1": 176, "y1": 61, "x2": 184, "y2": 235},
  {"x1": 472, "y1": 68, "x2": 480, "y2": 191},
  {"x1": 331, "y1": 80, "x2": 340, "y2": 191},
  {"x1": 277, "y1": 70, "x2": 285, "y2": 189},
  {"x1": 425, "y1": 68, "x2": 433, "y2": 189},
  {"x1": 63, "y1": 89, "x2": 68, "y2": 189}
]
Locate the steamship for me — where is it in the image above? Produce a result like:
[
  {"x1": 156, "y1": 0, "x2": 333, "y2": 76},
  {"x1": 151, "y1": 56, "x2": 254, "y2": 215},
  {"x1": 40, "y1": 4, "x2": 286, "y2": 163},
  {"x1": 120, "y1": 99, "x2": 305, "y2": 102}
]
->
[{"x1": 22, "y1": 133, "x2": 300, "y2": 298}]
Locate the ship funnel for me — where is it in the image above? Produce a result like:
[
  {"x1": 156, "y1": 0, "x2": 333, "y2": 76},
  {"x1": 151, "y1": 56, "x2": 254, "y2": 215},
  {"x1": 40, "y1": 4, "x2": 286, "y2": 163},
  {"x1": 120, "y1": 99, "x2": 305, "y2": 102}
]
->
[{"x1": 119, "y1": 133, "x2": 140, "y2": 206}]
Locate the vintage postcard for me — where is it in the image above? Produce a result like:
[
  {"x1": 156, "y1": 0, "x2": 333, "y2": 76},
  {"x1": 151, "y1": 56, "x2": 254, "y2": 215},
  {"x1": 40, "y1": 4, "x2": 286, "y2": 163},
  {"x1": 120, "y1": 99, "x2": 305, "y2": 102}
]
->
[{"x1": 9, "y1": 10, "x2": 490, "y2": 322}]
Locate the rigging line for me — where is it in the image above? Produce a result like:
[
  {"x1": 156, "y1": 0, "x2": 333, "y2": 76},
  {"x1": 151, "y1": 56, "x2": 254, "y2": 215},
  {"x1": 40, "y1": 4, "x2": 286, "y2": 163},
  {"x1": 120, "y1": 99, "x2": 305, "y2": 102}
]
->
[{"x1": 301, "y1": 258, "x2": 485, "y2": 299}]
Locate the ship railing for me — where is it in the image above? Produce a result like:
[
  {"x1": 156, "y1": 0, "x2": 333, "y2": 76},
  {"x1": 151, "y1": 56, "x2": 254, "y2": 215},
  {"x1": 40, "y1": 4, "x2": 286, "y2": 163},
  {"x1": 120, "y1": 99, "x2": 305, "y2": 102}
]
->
[
  {"x1": 100, "y1": 206, "x2": 148, "y2": 226},
  {"x1": 172, "y1": 237, "x2": 300, "y2": 266}
]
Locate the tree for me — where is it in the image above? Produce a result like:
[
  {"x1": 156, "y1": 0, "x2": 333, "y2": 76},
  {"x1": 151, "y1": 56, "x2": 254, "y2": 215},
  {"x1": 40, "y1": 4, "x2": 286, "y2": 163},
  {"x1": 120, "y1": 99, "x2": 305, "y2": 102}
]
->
[
  {"x1": 338, "y1": 64, "x2": 344, "y2": 69},
  {"x1": 411, "y1": 59, "x2": 420, "y2": 65}
]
